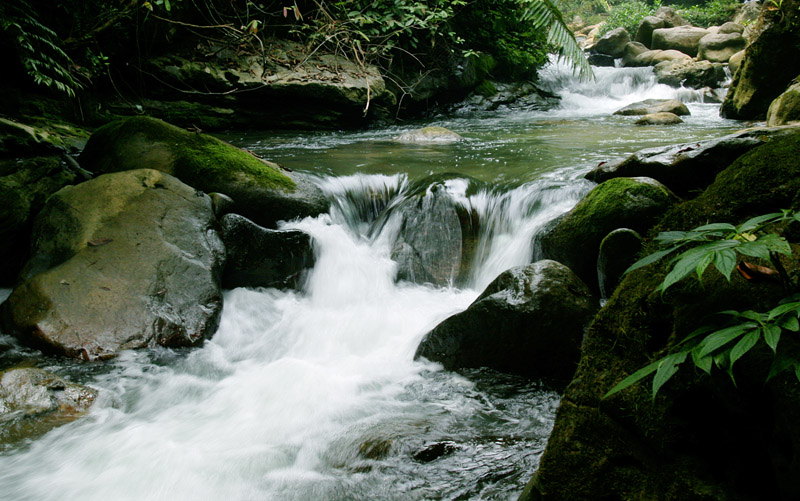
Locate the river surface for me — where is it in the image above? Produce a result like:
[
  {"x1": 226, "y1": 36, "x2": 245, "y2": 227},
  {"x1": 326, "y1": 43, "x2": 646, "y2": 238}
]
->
[{"x1": 0, "y1": 63, "x2": 748, "y2": 500}]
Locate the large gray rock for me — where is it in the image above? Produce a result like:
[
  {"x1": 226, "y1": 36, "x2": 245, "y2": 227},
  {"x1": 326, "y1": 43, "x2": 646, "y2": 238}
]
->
[
  {"x1": 414, "y1": 260, "x2": 598, "y2": 380},
  {"x1": 534, "y1": 177, "x2": 678, "y2": 291},
  {"x1": 79, "y1": 116, "x2": 328, "y2": 229},
  {"x1": 766, "y1": 78, "x2": 800, "y2": 126},
  {"x1": 719, "y1": 21, "x2": 745, "y2": 35},
  {"x1": 654, "y1": 6, "x2": 688, "y2": 28},
  {"x1": 393, "y1": 126, "x2": 463, "y2": 144},
  {"x1": 697, "y1": 32, "x2": 747, "y2": 63},
  {"x1": 654, "y1": 59, "x2": 728, "y2": 89},
  {"x1": 1, "y1": 169, "x2": 226, "y2": 360},
  {"x1": 220, "y1": 213, "x2": 314, "y2": 290},
  {"x1": 0, "y1": 368, "x2": 96, "y2": 444},
  {"x1": 635, "y1": 112, "x2": 683, "y2": 125},
  {"x1": 613, "y1": 99, "x2": 690, "y2": 116},
  {"x1": 623, "y1": 45, "x2": 692, "y2": 67},
  {"x1": 594, "y1": 28, "x2": 631, "y2": 58},
  {"x1": 585, "y1": 126, "x2": 800, "y2": 196},
  {"x1": 635, "y1": 16, "x2": 667, "y2": 48},
  {"x1": 651, "y1": 26, "x2": 710, "y2": 57}
]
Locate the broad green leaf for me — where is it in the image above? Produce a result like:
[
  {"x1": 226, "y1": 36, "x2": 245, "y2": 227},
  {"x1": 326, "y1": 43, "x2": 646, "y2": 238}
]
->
[
  {"x1": 676, "y1": 324, "x2": 716, "y2": 347},
  {"x1": 654, "y1": 231, "x2": 689, "y2": 243},
  {"x1": 735, "y1": 241, "x2": 773, "y2": 260},
  {"x1": 691, "y1": 349, "x2": 714, "y2": 374},
  {"x1": 780, "y1": 316, "x2": 799, "y2": 332},
  {"x1": 712, "y1": 248, "x2": 737, "y2": 281},
  {"x1": 657, "y1": 247, "x2": 712, "y2": 292},
  {"x1": 763, "y1": 324, "x2": 781, "y2": 352},
  {"x1": 697, "y1": 323, "x2": 756, "y2": 358},
  {"x1": 696, "y1": 252, "x2": 715, "y2": 280},
  {"x1": 604, "y1": 359, "x2": 661, "y2": 398},
  {"x1": 729, "y1": 329, "x2": 760, "y2": 367},
  {"x1": 767, "y1": 352, "x2": 795, "y2": 381},
  {"x1": 736, "y1": 212, "x2": 784, "y2": 233},
  {"x1": 767, "y1": 301, "x2": 800, "y2": 320},
  {"x1": 694, "y1": 223, "x2": 736, "y2": 232},
  {"x1": 624, "y1": 245, "x2": 681, "y2": 274},
  {"x1": 755, "y1": 233, "x2": 792, "y2": 255},
  {"x1": 652, "y1": 352, "x2": 688, "y2": 399}
]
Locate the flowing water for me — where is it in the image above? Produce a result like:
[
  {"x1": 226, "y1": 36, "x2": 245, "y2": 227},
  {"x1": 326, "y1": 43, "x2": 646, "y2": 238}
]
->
[{"x1": 0, "y1": 62, "x2": 749, "y2": 500}]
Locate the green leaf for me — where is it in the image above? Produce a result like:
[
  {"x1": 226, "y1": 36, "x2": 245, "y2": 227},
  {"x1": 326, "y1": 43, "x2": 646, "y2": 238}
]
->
[
  {"x1": 736, "y1": 212, "x2": 784, "y2": 233},
  {"x1": 729, "y1": 329, "x2": 760, "y2": 367},
  {"x1": 763, "y1": 324, "x2": 781, "y2": 352},
  {"x1": 697, "y1": 323, "x2": 756, "y2": 358},
  {"x1": 712, "y1": 248, "x2": 737, "y2": 281},
  {"x1": 652, "y1": 352, "x2": 688, "y2": 399},
  {"x1": 604, "y1": 359, "x2": 661, "y2": 398},
  {"x1": 691, "y1": 349, "x2": 714, "y2": 374},
  {"x1": 624, "y1": 245, "x2": 681, "y2": 274},
  {"x1": 780, "y1": 316, "x2": 799, "y2": 332},
  {"x1": 694, "y1": 223, "x2": 736, "y2": 232},
  {"x1": 735, "y1": 241, "x2": 773, "y2": 260},
  {"x1": 755, "y1": 233, "x2": 792, "y2": 255},
  {"x1": 767, "y1": 301, "x2": 800, "y2": 320},
  {"x1": 767, "y1": 352, "x2": 795, "y2": 381},
  {"x1": 795, "y1": 362, "x2": 800, "y2": 384}
]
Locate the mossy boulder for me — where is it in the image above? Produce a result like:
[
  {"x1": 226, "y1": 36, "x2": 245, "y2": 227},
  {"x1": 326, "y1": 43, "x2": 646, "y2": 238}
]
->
[
  {"x1": 534, "y1": 177, "x2": 679, "y2": 291},
  {"x1": 597, "y1": 228, "x2": 643, "y2": 299},
  {"x1": 414, "y1": 260, "x2": 598, "y2": 380},
  {"x1": 1, "y1": 169, "x2": 225, "y2": 360},
  {"x1": 524, "y1": 130, "x2": 800, "y2": 501},
  {"x1": 721, "y1": 0, "x2": 800, "y2": 119},
  {"x1": 0, "y1": 156, "x2": 77, "y2": 285},
  {"x1": 220, "y1": 213, "x2": 314, "y2": 290},
  {"x1": 79, "y1": 116, "x2": 327, "y2": 228},
  {"x1": 0, "y1": 367, "x2": 96, "y2": 446},
  {"x1": 766, "y1": 78, "x2": 800, "y2": 126}
]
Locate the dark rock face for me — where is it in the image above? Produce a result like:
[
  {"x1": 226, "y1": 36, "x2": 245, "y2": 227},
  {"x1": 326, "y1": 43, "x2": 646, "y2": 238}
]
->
[
  {"x1": 0, "y1": 368, "x2": 96, "y2": 445},
  {"x1": 534, "y1": 177, "x2": 679, "y2": 291},
  {"x1": 220, "y1": 213, "x2": 314, "y2": 290},
  {"x1": 1, "y1": 169, "x2": 225, "y2": 360},
  {"x1": 523, "y1": 130, "x2": 800, "y2": 501},
  {"x1": 79, "y1": 116, "x2": 328, "y2": 229},
  {"x1": 721, "y1": 0, "x2": 800, "y2": 119},
  {"x1": 584, "y1": 126, "x2": 800, "y2": 197},
  {"x1": 597, "y1": 228, "x2": 642, "y2": 299},
  {"x1": 613, "y1": 99, "x2": 690, "y2": 116},
  {"x1": 414, "y1": 260, "x2": 598, "y2": 380}
]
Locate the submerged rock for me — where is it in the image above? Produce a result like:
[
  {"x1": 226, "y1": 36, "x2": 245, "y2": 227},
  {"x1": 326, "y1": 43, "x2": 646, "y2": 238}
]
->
[
  {"x1": 393, "y1": 126, "x2": 463, "y2": 144},
  {"x1": 613, "y1": 99, "x2": 690, "y2": 116},
  {"x1": 1, "y1": 169, "x2": 225, "y2": 360},
  {"x1": 220, "y1": 213, "x2": 314, "y2": 290},
  {"x1": 0, "y1": 368, "x2": 96, "y2": 445},
  {"x1": 534, "y1": 177, "x2": 678, "y2": 290},
  {"x1": 79, "y1": 116, "x2": 328, "y2": 229},
  {"x1": 414, "y1": 260, "x2": 598, "y2": 380}
]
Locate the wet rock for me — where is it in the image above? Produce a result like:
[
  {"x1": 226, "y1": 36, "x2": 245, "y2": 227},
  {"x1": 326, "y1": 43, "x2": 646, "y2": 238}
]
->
[
  {"x1": 766, "y1": 78, "x2": 800, "y2": 126},
  {"x1": 414, "y1": 260, "x2": 598, "y2": 380},
  {"x1": 594, "y1": 28, "x2": 631, "y2": 58},
  {"x1": 697, "y1": 32, "x2": 747, "y2": 63},
  {"x1": 597, "y1": 228, "x2": 642, "y2": 299},
  {"x1": 220, "y1": 213, "x2": 313, "y2": 290},
  {"x1": 79, "y1": 116, "x2": 328, "y2": 229},
  {"x1": 635, "y1": 112, "x2": 683, "y2": 125},
  {"x1": 413, "y1": 441, "x2": 460, "y2": 462},
  {"x1": 534, "y1": 177, "x2": 678, "y2": 290},
  {"x1": 393, "y1": 126, "x2": 463, "y2": 144},
  {"x1": 613, "y1": 99, "x2": 690, "y2": 116},
  {"x1": 721, "y1": 1, "x2": 800, "y2": 119},
  {"x1": 651, "y1": 26, "x2": 710, "y2": 57},
  {"x1": 653, "y1": 59, "x2": 727, "y2": 89},
  {"x1": 1, "y1": 169, "x2": 225, "y2": 360},
  {"x1": 461, "y1": 81, "x2": 560, "y2": 111},
  {"x1": 635, "y1": 16, "x2": 667, "y2": 48},
  {"x1": 0, "y1": 368, "x2": 96, "y2": 444},
  {"x1": 585, "y1": 126, "x2": 800, "y2": 197},
  {"x1": 587, "y1": 53, "x2": 616, "y2": 67}
]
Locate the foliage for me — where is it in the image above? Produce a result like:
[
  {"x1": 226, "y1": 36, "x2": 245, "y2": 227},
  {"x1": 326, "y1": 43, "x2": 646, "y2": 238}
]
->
[
  {"x1": 599, "y1": 0, "x2": 656, "y2": 36},
  {"x1": 677, "y1": 0, "x2": 739, "y2": 27},
  {"x1": 523, "y1": 0, "x2": 594, "y2": 80},
  {"x1": 605, "y1": 211, "x2": 800, "y2": 400}
]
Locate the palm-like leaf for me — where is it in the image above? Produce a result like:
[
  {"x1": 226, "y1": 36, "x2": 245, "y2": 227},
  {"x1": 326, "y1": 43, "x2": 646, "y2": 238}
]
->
[{"x1": 521, "y1": 0, "x2": 594, "y2": 81}]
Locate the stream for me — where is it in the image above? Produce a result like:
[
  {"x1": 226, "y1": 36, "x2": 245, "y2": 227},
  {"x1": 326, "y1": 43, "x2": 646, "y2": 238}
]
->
[{"x1": 0, "y1": 62, "x2": 747, "y2": 500}]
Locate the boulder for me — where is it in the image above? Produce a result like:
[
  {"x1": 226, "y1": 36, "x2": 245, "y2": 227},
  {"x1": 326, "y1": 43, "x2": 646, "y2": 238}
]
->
[
  {"x1": 587, "y1": 53, "x2": 616, "y2": 67},
  {"x1": 729, "y1": 49, "x2": 746, "y2": 75},
  {"x1": 0, "y1": 156, "x2": 77, "y2": 285},
  {"x1": 719, "y1": 21, "x2": 745, "y2": 35},
  {"x1": 414, "y1": 260, "x2": 598, "y2": 380},
  {"x1": 634, "y1": 16, "x2": 667, "y2": 48},
  {"x1": 533, "y1": 177, "x2": 679, "y2": 290},
  {"x1": 522, "y1": 131, "x2": 800, "y2": 501},
  {"x1": 654, "y1": 59, "x2": 728, "y2": 89},
  {"x1": 613, "y1": 99, "x2": 690, "y2": 116},
  {"x1": 594, "y1": 28, "x2": 631, "y2": 58},
  {"x1": 634, "y1": 112, "x2": 684, "y2": 125},
  {"x1": 654, "y1": 6, "x2": 688, "y2": 28},
  {"x1": 0, "y1": 368, "x2": 96, "y2": 444},
  {"x1": 79, "y1": 116, "x2": 328, "y2": 229},
  {"x1": 389, "y1": 175, "x2": 479, "y2": 286},
  {"x1": 697, "y1": 32, "x2": 748, "y2": 63},
  {"x1": 766, "y1": 78, "x2": 800, "y2": 126},
  {"x1": 220, "y1": 213, "x2": 314, "y2": 290},
  {"x1": 1, "y1": 169, "x2": 226, "y2": 360},
  {"x1": 585, "y1": 126, "x2": 800, "y2": 197},
  {"x1": 597, "y1": 228, "x2": 642, "y2": 299},
  {"x1": 393, "y1": 126, "x2": 463, "y2": 144},
  {"x1": 623, "y1": 45, "x2": 693, "y2": 67},
  {"x1": 721, "y1": 0, "x2": 800, "y2": 119},
  {"x1": 621, "y1": 42, "x2": 649, "y2": 66},
  {"x1": 651, "y1": 26, "x2": 710, "y2": 57}
]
